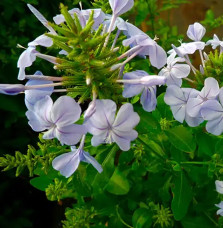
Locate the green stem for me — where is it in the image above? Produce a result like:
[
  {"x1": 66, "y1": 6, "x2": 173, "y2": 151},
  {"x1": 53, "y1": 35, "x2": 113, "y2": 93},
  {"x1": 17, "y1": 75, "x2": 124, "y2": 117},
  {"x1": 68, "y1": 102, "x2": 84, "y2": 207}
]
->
[
  {"x1": 180, "y1": 161, "x2": 223, "y2": 168},
  {"x1": 204, "y1": 212, "x2": 218, "y2": 226},
  {"x1": 116, "y1": 205, "x2": 133, "y2": 228}
]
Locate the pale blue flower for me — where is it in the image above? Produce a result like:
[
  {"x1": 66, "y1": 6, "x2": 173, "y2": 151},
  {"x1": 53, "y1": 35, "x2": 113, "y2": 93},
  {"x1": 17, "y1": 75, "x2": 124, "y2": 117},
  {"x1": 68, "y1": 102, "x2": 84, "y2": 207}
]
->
[
  {"x1": 109, "y1": 0, "x2": 134, "y2": 17},
  {"x1": 215, "y1": 202, "x2": 223, "y2": 216},
  {"x1": 52, "y1": 138, "x2": 102, "y2": 178},
  {"x1": 159, "y1": 56, "x2": 190, "y2": 87},
  {"x1": 122, "y1": 70, "x2": 166, "y2": 112},
  {"x1": 123, "y1": 34, "x2": 167, "y2": 69},
  {"x1": 187, "y1": 77, "x2": 220, "y2": 118},
  {"x1": 26, "y1": 95, "x2": 86, "y2": 145},
  {"x1": 216, "y1": 180, "x2": 223, "y2": 194},
  {"x1": 85, "y1": 100, "x2": 140, "y2": 151},
  {"x1": 201, "y1": 88, "x2": 223, "y2": 135},
  {"x1": 171, "y1": 42, "x2": 205, "y2": 58},
  {"x1": 187, "y1": 22, "x2": 206, "y2": 41},
  {"x1": 103, "y1": 15, "x2": 128, "y2": 32},
  {"x1": 206, "y1": 34, "x2": 223, "y2": 52},
  {"x1": 164, "y1": 85, "x2": 203, "y2": 127},
  {"x1": 0, "y1": 84, "x2": 25, "y2": 95},
  {"x1": 24, "y1": 71, "x2": 53, "y2": 111}
]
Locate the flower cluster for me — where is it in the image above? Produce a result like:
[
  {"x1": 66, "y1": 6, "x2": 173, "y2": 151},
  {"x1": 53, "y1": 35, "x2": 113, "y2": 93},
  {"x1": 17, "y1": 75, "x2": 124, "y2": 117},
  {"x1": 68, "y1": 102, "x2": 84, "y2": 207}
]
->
[
  {"x1": 1, "y1": 0, "x2": 223, "y2": 179},
  {"x1": 0, "y1": 0, "x2": 168, "y2": 178},
  {"x1": 215, "y1": 180, "x2": 223, "y2": 216},
  {"x1": 162, "y1": 22, "x2": 223, "y2": 135}
]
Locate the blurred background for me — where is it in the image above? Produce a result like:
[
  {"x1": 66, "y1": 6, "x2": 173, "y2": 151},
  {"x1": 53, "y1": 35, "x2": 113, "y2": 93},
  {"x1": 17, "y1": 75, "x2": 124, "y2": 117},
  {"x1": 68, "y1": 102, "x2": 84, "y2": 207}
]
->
[{"x1": 0, "y1": 0, "x2": 223, "y2": 227}]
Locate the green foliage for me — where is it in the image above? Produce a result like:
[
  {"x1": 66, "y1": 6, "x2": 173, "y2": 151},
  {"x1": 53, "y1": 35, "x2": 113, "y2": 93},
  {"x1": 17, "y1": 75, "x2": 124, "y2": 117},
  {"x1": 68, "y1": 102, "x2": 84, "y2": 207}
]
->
[
  {"x1": 195, "y1": 50, "x2": 223, "y2": 88},
  {"x1": 166, "y1": 126, "x2": 196, "y2": 153},
  {"x1": 62, "y1": 206, "x2": 98, "y2": 228},
  {"x1": 202, "y1": 9, "x2": 223, "y2": 31},
  {"x1": 133, "y1": 0, "x2": 188, "y2": 51},
  {"x1": 92, "y1": 0, "x2": 112, "y2": 14},
  {"x1": 0, "y1": 134, "x2": 67, "y2": 177},
  {"x1": 171, "y1": 171, "x2": 193, "y2": 221},
  {"x1": 46, "y1": 178, "x2": 68, "y2": 201}
]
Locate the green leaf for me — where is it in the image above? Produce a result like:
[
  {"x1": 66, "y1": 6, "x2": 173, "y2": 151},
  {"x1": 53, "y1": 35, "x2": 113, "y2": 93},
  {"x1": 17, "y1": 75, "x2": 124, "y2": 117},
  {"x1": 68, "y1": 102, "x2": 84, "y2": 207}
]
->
[
  {"x1": 105, "y1": 168, "x2": 130, "y2": 195},
  {"x1": 30, "y1": 176, "x2": 53, "y2": 191},
  {"x1": 166, "y1": 126, "x2": 196, "y2": 152},
  {"x1": 92, "y1": 144, "x2": 119, "y2": 192},
  {"x1": 132, "y1": 208, "x2": 152, "y2": 228},
  {"x1": 215, "y1": 138, "x2": 223, "y2": 155},
  {"x1": 181, "y1": 216, "x2": 214, "y2": 228},
  {"x1": 197, "y1": 132, "x2": 218, "y2": 157},
  {"x1": 135, "y1": 104, "x2": 160, "y2": 134},
  {"x1": 171, "y1": 171, "x2": 193, "y2": 220}
]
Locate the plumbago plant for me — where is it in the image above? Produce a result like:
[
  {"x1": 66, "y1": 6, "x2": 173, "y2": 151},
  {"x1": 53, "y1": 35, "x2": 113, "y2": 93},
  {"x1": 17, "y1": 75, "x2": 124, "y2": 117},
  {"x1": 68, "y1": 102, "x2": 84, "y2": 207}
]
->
[{"x1": 1, "y1": 0, "x2": 223, "y2": 227}]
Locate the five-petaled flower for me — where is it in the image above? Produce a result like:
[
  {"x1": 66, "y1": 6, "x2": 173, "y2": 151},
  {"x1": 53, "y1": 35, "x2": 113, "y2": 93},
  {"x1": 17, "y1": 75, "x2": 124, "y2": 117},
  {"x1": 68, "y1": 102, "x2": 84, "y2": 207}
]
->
[
  {"x1": 26, "y1": 95, "x2": 87, "y2": 145},
  {"x1": 85, "y1": 100, "x2": 140, "y2": 151}
]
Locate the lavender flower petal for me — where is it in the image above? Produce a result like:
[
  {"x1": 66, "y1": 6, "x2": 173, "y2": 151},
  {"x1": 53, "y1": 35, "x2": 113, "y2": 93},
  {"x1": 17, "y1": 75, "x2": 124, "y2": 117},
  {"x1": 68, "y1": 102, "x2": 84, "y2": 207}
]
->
[
  {"x1": 52, "y1": 149, "x2": 80, "y2": 178},
  {"x1": 0, "y1": 84, "x2": 25, "y2": 95},
  {"x1": 51, "y1": 96, "x2": 82, "y2": 126},
  {"x1": 109, "y1": 0, "x2": 134, "y2": 16},
  {"x1": 187, "y1": 22, "x2": 206, "y2": 41},
  {"x1": 82, "y1": 151, "x2": 103, "y2": 173},
  {"x1": 216, "y1": 180, "x2": 223, "y2": 194}
]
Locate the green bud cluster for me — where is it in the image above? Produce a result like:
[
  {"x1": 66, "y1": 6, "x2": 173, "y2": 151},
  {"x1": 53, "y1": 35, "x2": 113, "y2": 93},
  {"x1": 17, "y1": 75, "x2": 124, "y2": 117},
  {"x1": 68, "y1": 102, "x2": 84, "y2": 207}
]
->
[
  {"x1": 195, "y1": 50, "x2": 223, "y2": 88},
  {"x1": 0, "y1": 134, "x2": 68, "y2": 177},
  {"x1": 134, "y1": 143, "x2": 145, "y2": 161},
  {"x1": 62, "y1": 206, "x2": 97, "y2": 228},
  {"x1": 47, "y1": 4, "x2": 122, "y2": 103},
  {"x1": 153, "y1": 204, "x2": 173, "y2": 228},
  {"x1": 46, "y1": 178, "x2": 68, "y2": 201},
  {"x1": 160, "y1": 118, "x2": 172, "y2": 130},
  {"x1": 92, "y1": 0, "x2": 112, "y2": 14}
]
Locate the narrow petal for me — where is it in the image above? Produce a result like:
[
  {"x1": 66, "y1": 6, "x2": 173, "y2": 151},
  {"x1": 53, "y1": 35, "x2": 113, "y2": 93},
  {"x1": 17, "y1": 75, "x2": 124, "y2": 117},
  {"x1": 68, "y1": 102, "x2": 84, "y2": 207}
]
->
[
  {"x1": 17, "y1": 47, "x2": 37, "y2": 80},
  {"x1": 27, "y1": 4, "x2": 56, "y2": 34},
  {"x1": 109, "y1": 0, "x2": 134, "y2": 16},
  {"x1": 140, "y1": 87, "x2": 157, "y2": 112},
  {"x1": 82, "y1": 151, "x2": 103, "y2": 173},
  {"x1": 28, "y1": 34, "x2": 53, "y2": 47},
  {"x1": 52, "y1": 150, "x2": 80, "y2": 178},
  {"x1": 0, "y1": 84, "x2": 25, "y2": 95}
]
